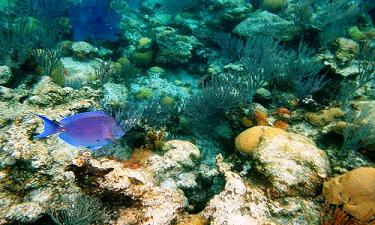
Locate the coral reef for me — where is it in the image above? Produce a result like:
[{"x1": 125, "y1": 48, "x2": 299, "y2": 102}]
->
[
  {"x1": 0, "y1": 0, "x2": 374, "y2": 224},
  {"x1": 0, "y1": 78, "x2": 99, "y2": 224}
]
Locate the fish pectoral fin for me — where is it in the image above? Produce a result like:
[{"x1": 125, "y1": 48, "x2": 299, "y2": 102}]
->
[{"x1": 88, "y1": 145, "x2": 103, "y2": 151}]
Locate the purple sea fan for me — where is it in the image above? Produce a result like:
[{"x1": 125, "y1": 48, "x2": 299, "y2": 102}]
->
[{"x1": 69, "y1": 0, "x2": 122, "y2": 42}]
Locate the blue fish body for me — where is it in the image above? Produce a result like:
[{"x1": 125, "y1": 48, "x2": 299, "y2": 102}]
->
[{"x1": 34, "y1": 112, "x2": 125, "y2": 150}]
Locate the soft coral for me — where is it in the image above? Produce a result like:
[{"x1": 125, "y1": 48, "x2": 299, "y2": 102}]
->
[{"x1": 69, "y1": 0, "x2": 121, "y2": 41}]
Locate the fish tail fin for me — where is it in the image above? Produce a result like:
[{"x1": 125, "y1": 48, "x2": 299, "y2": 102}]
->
[{"x1": 34, "y1": 114, "x2": 62, "y2": 139}]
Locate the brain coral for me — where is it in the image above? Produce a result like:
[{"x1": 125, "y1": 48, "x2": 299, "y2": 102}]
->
[
  {"x1": 323, "y1": 167, "x2": 375, "y2": 222},
  {"x1": 235, "y1": 126, "x2": 287, "y2": 154}
]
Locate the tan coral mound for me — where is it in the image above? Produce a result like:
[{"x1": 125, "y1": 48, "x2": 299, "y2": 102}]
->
[
  {"x1": 323, "y1": 167, "x2": 375, "y2": 222},
  {"x1": 235, "y1": 126, "x2": 287, "y2": 155}
]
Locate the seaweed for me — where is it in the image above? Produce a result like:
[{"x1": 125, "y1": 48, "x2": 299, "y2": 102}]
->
[
  {"x1": 95, "y1": 60, "x2": 116, "y2": 84},
  {"x1": 14, "y1": 0, "x2": 72, "y2": 23},
  {"x1": 212, "y1": 31, "x2": 244, "y2": 63},
  {"x1": 140, "y1": 96, "x2": 181, "y2": 128},
  {"x1": 95, "y1": 60, "x2": 140, "y2": 86}
]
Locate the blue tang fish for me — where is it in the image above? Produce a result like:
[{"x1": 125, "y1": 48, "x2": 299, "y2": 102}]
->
[{"x1": 34, "y1": 111, "x2": 125, "y2": 150}]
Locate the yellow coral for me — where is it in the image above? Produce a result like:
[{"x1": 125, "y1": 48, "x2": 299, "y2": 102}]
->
[
  {"x1": 323, "y1": 167, "x2": 375, "y2": 222},
  {"x1": 161, "y1": 96, "x2": 174, "y2": 106},
  {"x1": 138, "y1": 37, "x2": 152, "y2": 49},
  {"x1": 132, "y1": 51, "x2": 153, "y2": 66},
  {"x1": 305, "y1": 108, "x2": 345, "y2": 127},
  {"x1": 135, "y1": 88, "x2": 153, "y2": 99},
  {"x1": 261, "y1": 0, "x2": 288, "y2": 11},
  {"x1": 117, "y1": 57, "x2": 131, "y2": 66},
  {"x1": 177, "y1": 214, "x2": 208, "y2": 225},
  {"x1": 240, "y1": 116, "x2": 253, "y2": 127}
]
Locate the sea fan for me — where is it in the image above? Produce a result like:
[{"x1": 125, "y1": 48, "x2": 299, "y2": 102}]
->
[{"x1": 69, "y1": 0, "x2": 122, "y2": 41}]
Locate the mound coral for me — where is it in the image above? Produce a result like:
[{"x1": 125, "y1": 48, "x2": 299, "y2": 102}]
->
[
  {"x1": 235, "y1": 126, "x2": 287, "y2": 154},
  {"x1": 323, "y1": 167, "x2": 375, "y2": 222},
  {"x1": 235, "y1": 126, "x2": 330, "y2": 196}
]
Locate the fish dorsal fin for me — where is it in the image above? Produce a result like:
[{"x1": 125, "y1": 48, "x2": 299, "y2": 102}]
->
[{"x1": 60, "y1": 111, "x2": 110, "y2": 126}]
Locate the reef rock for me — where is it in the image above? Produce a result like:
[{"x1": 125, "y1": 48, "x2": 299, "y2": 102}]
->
[
  {"x1": 323, "y1": 167, "x2": 375, "y2": 222},
  {"x1": 202, "y1": 155, "x2": 271, "y2": 225},
  {"x1": 205, "y1": 0, "x2": 253, "y2": 22},
  {"x1": 67, "y1": 152, "x2": 187, "y2": 225},
  {"x1": 153, "y1": 26, "x2": 200, "y2": 65},
  {"x1": 61, "y1": 57, "x2": 100, "y2": 86},
  {"x1": 71, "y1": 41, "x2": 99, "y2": 60},
  {"x1": 333, "y1": 37, "x2": 359, "y2": 64},
  {"x1": 235, "y1": 126, "x2": 330, "y2": 196},
  {"x1": 201, "y1": 154, "x2": 323, "y2": 225},
  {"x1": 0, "y1": 77, "x2": 99, "y2": 224},
  {"x1": 148, "y1": 140, "x2": 222, "y2": 211},
  {"x1": 234, "y1": 11, "x2": 300, "y2": 41},
  {"x1": 102, "y1": 82, "x2": 128, "y2": 108},
  {"x1": 0, "y1": 65, "x2": 11, "y2": 85}
]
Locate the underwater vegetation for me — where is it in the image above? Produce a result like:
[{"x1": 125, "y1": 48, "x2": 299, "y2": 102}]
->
[{"x1": 0, "y1": 0, "x2": 374, "y2": 224}]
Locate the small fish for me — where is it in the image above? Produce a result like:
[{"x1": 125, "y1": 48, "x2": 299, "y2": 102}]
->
[{"x1": 34, "y1": 111, "x2": 125, "y2": 150}]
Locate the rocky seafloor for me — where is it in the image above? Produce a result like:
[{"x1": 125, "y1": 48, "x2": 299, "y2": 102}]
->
[{"x1": 0, "y1": 0, "x2": 374, "y2": 224}]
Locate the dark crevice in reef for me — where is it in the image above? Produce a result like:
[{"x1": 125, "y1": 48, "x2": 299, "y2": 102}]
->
[
  {"x1": 183, "y1": 173, "x2": 226, "y2": 213},
  {"x1": 6, "y1": 214, "x2": 55, "y2": 225}
]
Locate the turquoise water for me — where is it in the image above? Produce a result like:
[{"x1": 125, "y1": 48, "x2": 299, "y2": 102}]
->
[{"x1": 0, "y1": 0, "x2": 374, "y2": 225}]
